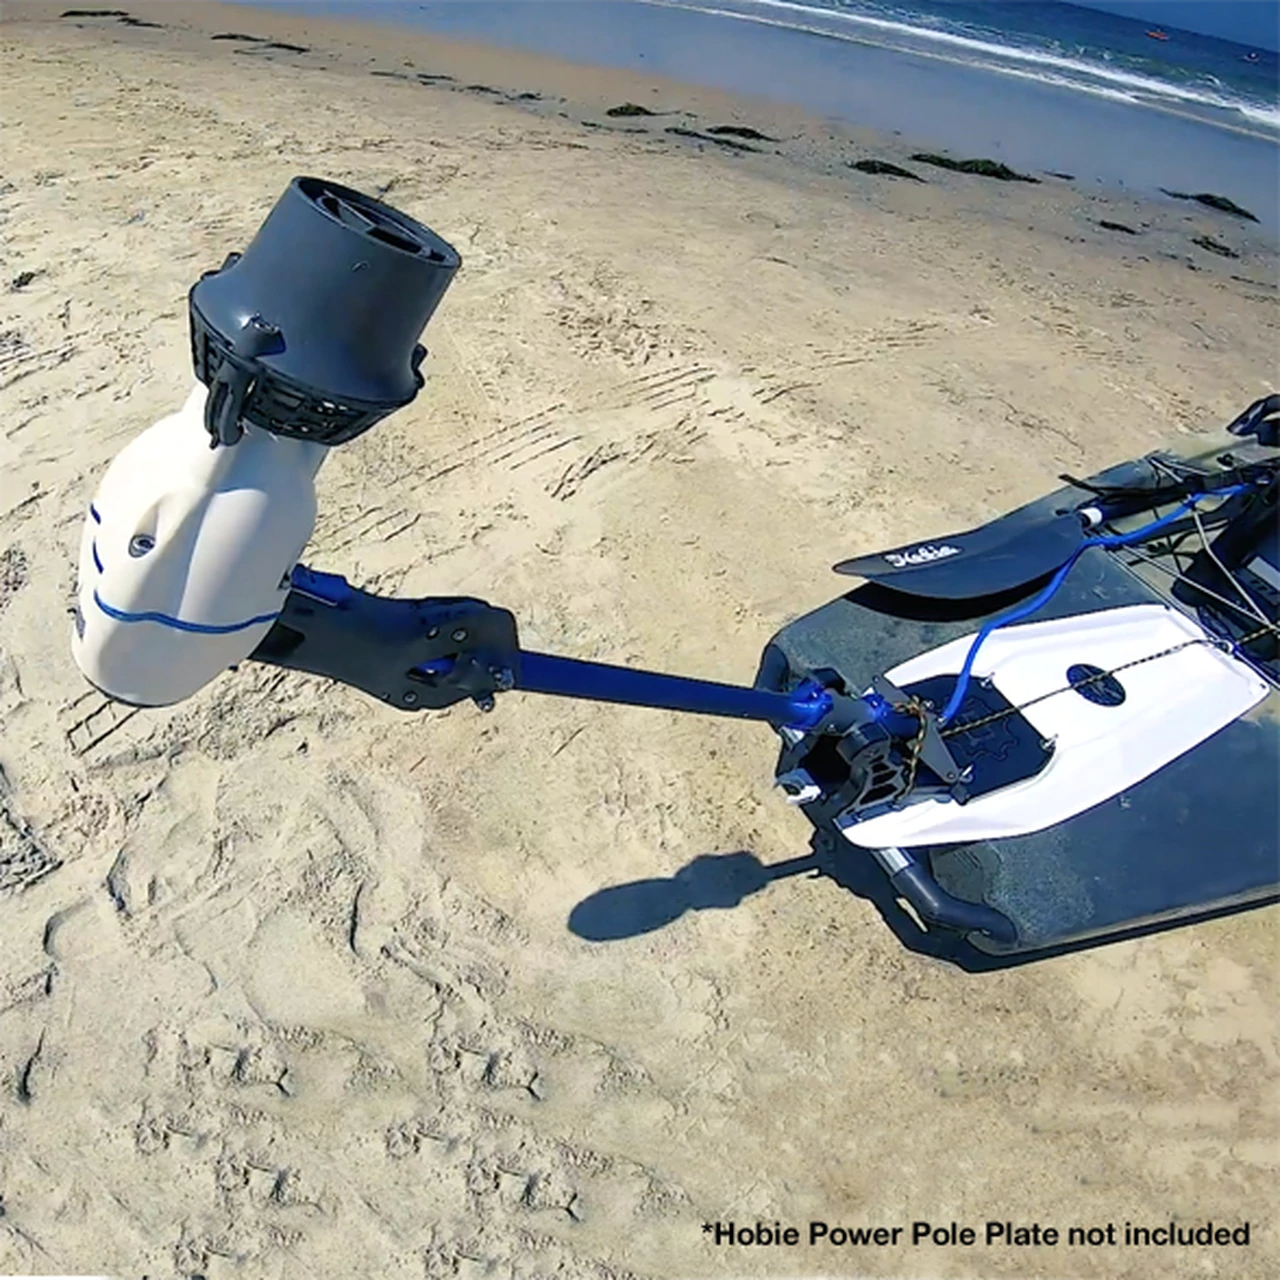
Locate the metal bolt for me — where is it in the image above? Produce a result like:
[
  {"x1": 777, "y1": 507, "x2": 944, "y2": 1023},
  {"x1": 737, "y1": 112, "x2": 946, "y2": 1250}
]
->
[
  {"x1": 426, "y1": 627, "x2": 439, "y2": 640},
  {"x1": 128, "y1": 534, "x2": 155, "y2": 558},
  {"x1": 474, "y1": 694, "x2": 495, "y2": 713},
  {"x1": 452, "y1": 629, "x2": 468, "y2": 643},
  {"x1": 403, "y1": 691, "x2": 418, "y2": 705},
  {"x1": 491, "y1": 667, "x2": 515, "y2": 692}
]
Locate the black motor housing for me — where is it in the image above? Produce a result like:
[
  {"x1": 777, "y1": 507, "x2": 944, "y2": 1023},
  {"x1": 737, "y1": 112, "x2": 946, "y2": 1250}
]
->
[{"x1": 189, "y1": 176, "x2": 461, "y2": 446}]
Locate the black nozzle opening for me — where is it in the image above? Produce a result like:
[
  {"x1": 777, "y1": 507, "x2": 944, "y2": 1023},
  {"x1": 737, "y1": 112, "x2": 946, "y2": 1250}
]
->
[{"x1": 188, "y1": 176, "x2": 461, "y2": 446}]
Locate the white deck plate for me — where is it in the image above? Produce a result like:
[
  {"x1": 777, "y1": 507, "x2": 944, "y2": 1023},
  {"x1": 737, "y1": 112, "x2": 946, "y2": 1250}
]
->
[{"x1": 839, "y1": 604, "x2": 1270, "y2": 849}]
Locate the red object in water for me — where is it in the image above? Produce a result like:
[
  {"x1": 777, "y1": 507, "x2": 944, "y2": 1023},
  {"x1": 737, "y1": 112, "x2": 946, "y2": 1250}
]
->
[{"x1": 1146, "y1": 29, "x2": 1170, "y2": 41}]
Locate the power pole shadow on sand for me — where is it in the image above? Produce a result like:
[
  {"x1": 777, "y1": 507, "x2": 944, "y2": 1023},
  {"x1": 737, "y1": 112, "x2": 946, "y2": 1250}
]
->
[
  {"x1": 566, "y1": 840, "x2": 979, "y2": 962},
  {"x1": 567, "y1": 839, "x2": 1280, "y2": 974},
  {"x1": 568, "y1": 849, "x2": 820, "y2": 942}
]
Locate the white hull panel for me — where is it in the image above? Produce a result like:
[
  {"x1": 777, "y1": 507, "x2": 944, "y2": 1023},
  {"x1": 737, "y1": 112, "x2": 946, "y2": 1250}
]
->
[{"x1": 839, "y1": 605, "x2": 1270, "y2": 849}]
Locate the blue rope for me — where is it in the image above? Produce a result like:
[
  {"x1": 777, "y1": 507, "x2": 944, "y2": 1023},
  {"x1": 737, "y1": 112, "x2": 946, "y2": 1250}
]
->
[{"x1": 936, "y1": 485, "x2": 1251, "y2": 726}]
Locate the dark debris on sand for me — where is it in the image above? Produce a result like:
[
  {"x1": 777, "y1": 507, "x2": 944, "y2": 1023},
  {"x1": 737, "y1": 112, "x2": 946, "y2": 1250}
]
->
[
  {"x1": 1192, "y1": 234, "x2": 1240, "y2": 259},
  {"x1": 61, "y1": 10, "x2": 162, "y2": 25},
  {"x1": 215, "y1": 32, "x2": 308, "y2": 53},
  {"x1": 1161, "y1": 190, "x2": 1258, "y2": 222},
  {"x1": 59, "y1": 9, "x2": 163, "y2": 24},
  {"x1": 850, "y1": 159, "x2": 924, "y2": 181},
  {"x1": 1045, "y1": 171, "x2": 1075, "y2": 180},
  {"x1": 708, "y1": 125, "x2": 777, "y2": 142},
  {"x1": 1097, "y1": 220, "x2": 1139, "y2": 235},
  {"x1": 665, "y1": 126, "x2": 760, "y2": 152},
  {"x1": 912, "y1": 154, "x2": 1040, "y2": 183},
  {"x1": 607, "y1": 103, "x2": 657, "y2": 117}
]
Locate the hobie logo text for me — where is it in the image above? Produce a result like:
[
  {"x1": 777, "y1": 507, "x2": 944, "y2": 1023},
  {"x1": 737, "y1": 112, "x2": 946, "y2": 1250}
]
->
[{"x1": 883, "y1": 544, "x2": 962, "y2": 569}]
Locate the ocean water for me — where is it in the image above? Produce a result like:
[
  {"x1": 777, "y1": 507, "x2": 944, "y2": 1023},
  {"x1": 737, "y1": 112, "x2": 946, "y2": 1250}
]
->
[
  {"x1": 233, "y1": 0, "x2": 1280, "y2": 233},
  {"x1": 655, "y1": 1, "x2": 1280, "y2": 137}
]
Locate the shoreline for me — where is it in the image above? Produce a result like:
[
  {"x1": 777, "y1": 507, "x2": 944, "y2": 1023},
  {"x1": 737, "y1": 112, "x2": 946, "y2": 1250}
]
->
[
  {"x1": 7, "y1": 0, "x2": 1279, "y2": 258},
  {"x1": 225, "y1": 0, "x2": 1280, "y2": 237}
]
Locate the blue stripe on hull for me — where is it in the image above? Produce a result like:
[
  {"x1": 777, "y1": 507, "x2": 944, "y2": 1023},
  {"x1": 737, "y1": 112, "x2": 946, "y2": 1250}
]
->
[{"x1": 92, "y1": 591, "x2": 280, "y2": 636}]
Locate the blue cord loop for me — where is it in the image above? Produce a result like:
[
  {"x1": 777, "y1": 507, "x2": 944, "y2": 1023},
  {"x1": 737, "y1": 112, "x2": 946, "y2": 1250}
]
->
[{"x1": 936, "y1": 484, "x2": 1252, "y2": 726}]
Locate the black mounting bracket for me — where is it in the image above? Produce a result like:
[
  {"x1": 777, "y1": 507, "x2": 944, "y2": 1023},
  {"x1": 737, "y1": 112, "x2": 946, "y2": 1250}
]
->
[{"x1": 250, "y1": 569, "x2": 520, "y2": 711}]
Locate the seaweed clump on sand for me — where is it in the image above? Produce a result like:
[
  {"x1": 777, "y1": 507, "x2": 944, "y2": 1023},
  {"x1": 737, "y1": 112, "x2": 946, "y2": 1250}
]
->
[
  {"x1": 1161, "y1": 190, "x2": 1258, "y2": 222},
  {"x1": 1098, "y1": 220, "x2": 1138, "y2": 234},
  {"x1": 61, "y1": 9, "x2": 162, "y2": 23},
  {"x1": 607, "y1": 103, "x2": 657, "y2": 117},
  {"x1": 850, "y1": 159, "x2": 924, "y2": 182},
  {"x1": 1192, "y1": 234, "x2": 1239, "y2": 259},
  {"x1": 665, "y1": 126, "x2": 759, "y2": 152},
  {"x1": 708, "y1": 125, "x2": 777, "y2": 142},
  {"x1": 911, "y1": 154, "x2": 1040, "y2": 183}
]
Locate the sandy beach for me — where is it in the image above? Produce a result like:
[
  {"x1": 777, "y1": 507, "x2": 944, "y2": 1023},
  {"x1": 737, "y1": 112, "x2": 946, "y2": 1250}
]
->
[{"x1": 1, "y1": 3, "x2": 1277, "y2": 1277}]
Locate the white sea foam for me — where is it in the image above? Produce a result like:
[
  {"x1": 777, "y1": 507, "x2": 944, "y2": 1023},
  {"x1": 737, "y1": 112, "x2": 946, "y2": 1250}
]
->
[{"x1": 642, "y1": 0, "x2": 1280, "y2": 134}]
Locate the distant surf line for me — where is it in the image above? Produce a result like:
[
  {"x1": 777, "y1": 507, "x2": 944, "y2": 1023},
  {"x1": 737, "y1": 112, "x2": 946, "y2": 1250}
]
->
[{"x1": 639, "y1": 0, "x2": 1280, "y2": 134}]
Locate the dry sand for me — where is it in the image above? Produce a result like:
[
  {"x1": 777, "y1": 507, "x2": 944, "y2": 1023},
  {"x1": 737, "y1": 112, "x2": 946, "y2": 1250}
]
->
[{"x1": 1, "y1": 3, "x2": 1277, "y2": 1278}]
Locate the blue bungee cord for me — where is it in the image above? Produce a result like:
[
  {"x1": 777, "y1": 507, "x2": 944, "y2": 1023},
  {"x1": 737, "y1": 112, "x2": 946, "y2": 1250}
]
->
[{"x1": 936, "y1": 484, "x2": 1253, "y2": 727}]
